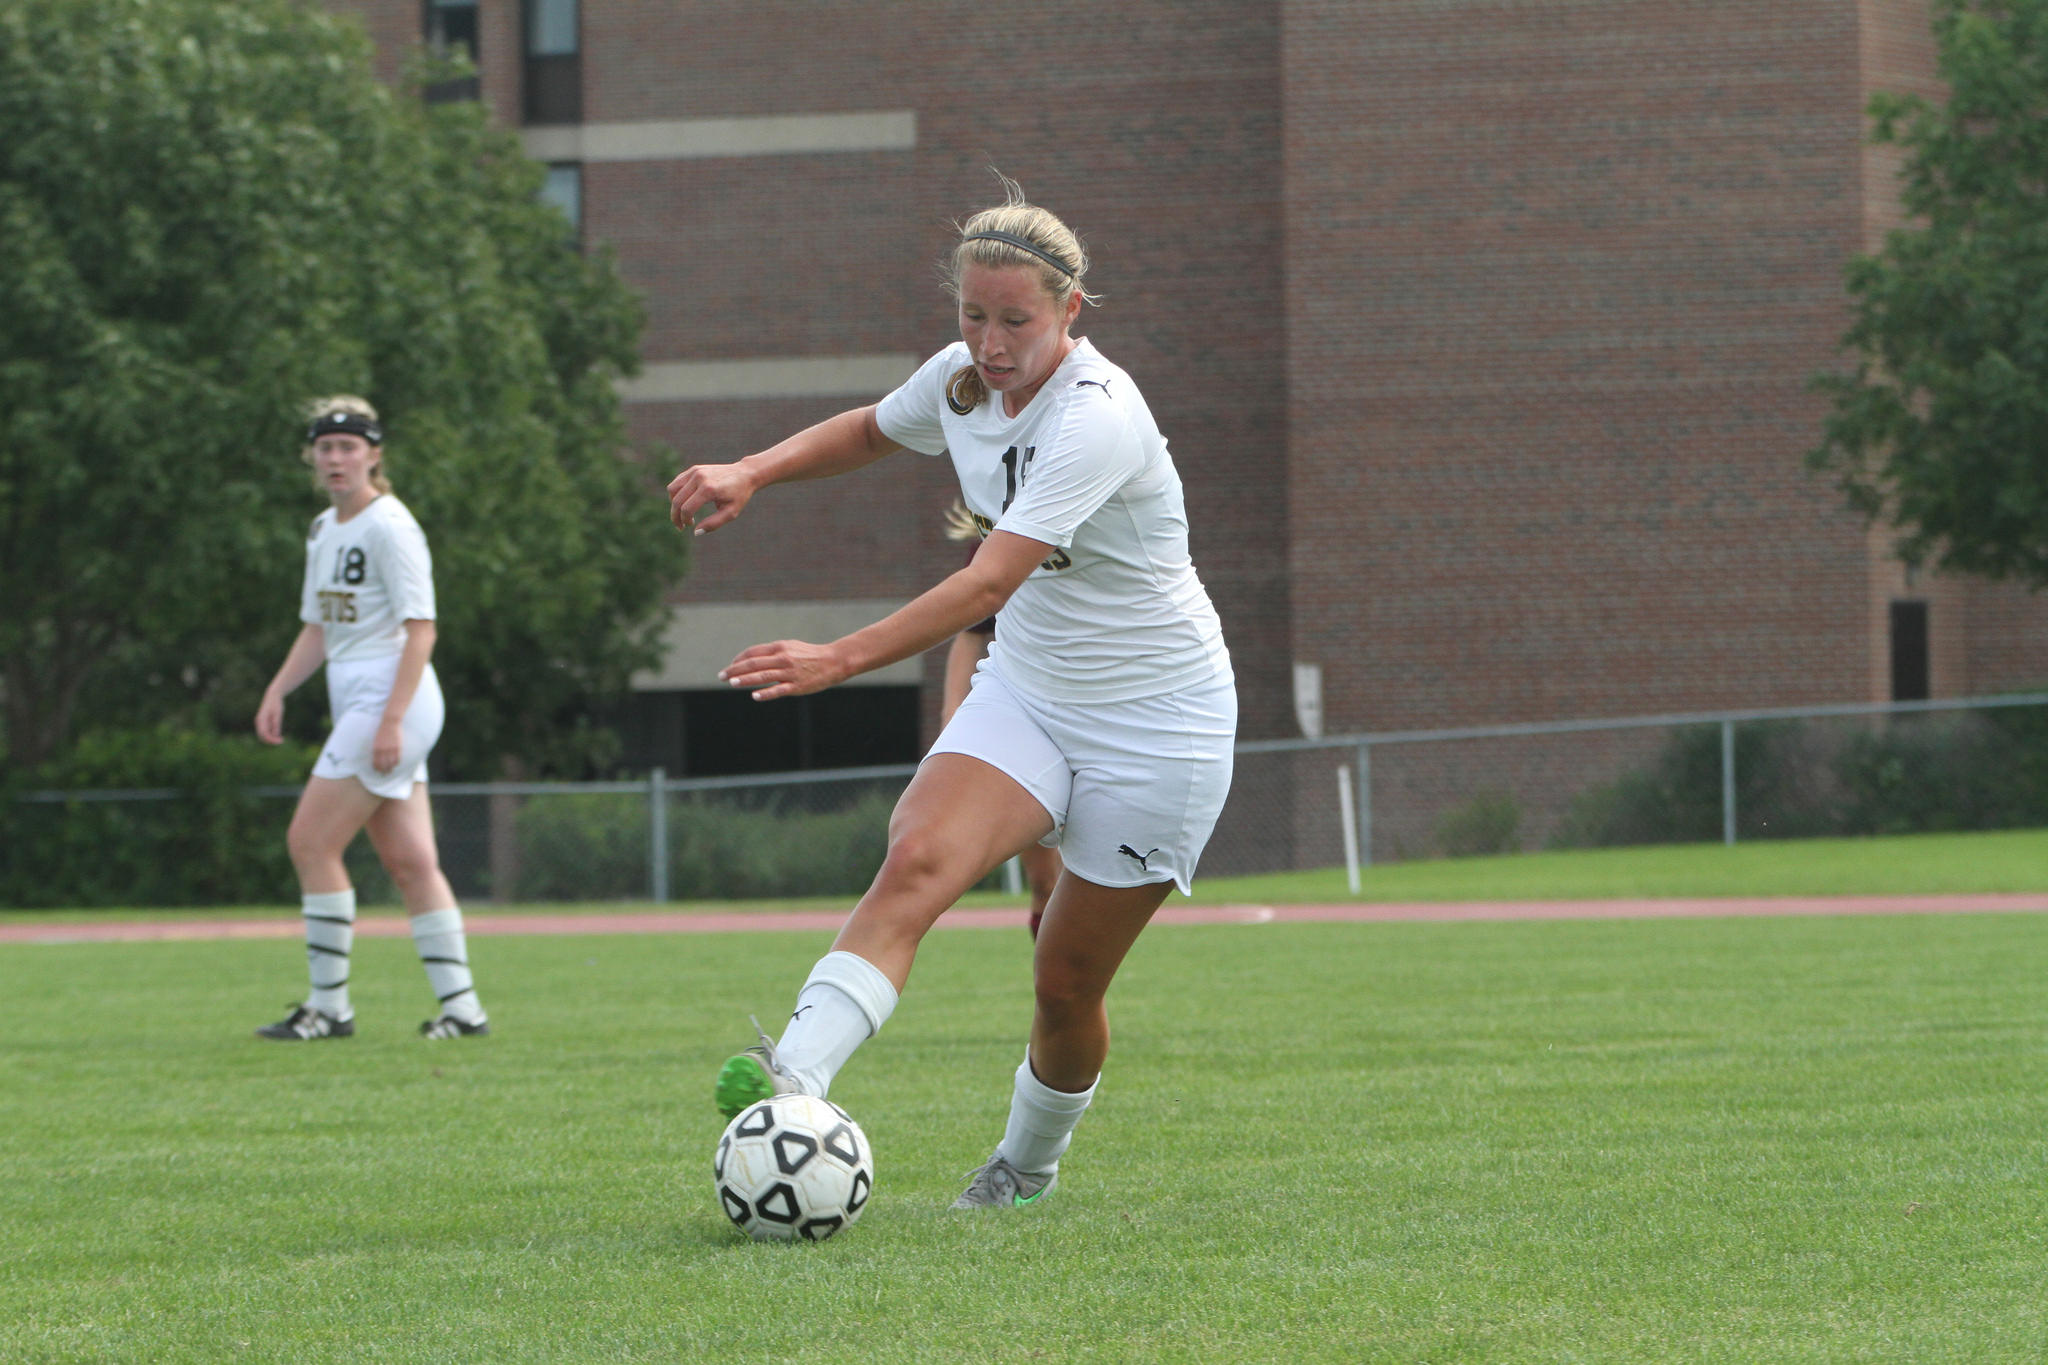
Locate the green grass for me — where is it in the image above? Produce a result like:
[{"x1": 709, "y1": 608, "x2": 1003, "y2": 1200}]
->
[{"x1": 6, "y1": 907, "x2": 2048, "y2": 1362}]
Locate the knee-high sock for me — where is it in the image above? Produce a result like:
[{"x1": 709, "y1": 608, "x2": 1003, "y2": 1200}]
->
[
  {"x1": 996, "y1": 1050, "x2": 1097, "y2": 1175},
  {"x1": 302, "y1": 890, "x2": 356, "y2": 1019},
  {"x1": 774, "y1": 950, "x2": 898, "y2": 1098},
  {"x1": 410, "y1": 907, "x2": 484, "y2": 1024}
]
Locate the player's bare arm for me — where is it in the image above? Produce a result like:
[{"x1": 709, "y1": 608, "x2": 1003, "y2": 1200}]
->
[
  {"x1": 255, "y1": 624, "x2": 328, "y2": 744},
  {"x1": 721, "y1": 530, "x2": 1050, "y2": 702},
  {"x1": 668, "y1": 405, "x2": 901, "y2": 535}
]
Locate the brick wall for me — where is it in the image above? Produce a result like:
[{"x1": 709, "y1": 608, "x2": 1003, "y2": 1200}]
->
[
  {"x1": 591, "y1": 1, "x2": 1291, "y2": 738},
  {"x1": 323, "y1": 0, "x2": 2048, "y2": 768},
  {"x1": 1279, "y1": 0, "x2": 1946, "y2": 736}
]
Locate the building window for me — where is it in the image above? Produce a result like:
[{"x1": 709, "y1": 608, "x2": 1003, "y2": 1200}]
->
[
  {"x1": 539, "y1": 162, "x2": 582, "y2": 242},
  {"x1": 523, "y1": 0, "x2": 582, "y2": 125},
  {"x1": 613, "y1": 687, "x2": 922, "y2": 777},
  {"x1": 421, "y1": 0, "x2": 480, "y2": 103},
  {"x1": 1890, "y1": 599, "x2": 1930, "y2": 702}
]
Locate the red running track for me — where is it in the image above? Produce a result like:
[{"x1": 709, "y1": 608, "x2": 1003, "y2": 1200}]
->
[{"x1": 7, "y1": 894, "x2": 2048, "y2": 945}]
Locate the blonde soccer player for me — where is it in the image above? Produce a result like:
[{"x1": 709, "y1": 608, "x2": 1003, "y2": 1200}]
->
[
  {"x1": 252, "y1": 397, "x2": 489, "y2": 1042},
  {"x1": 668, "y1": 179, "x2": 1235, "y2": 1209}
]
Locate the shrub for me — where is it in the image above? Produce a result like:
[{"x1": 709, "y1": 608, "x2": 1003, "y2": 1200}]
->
[
  {"x1": 1434, "y1": 789, "x2": 1521, "y2": 857},
  {"x1": 510, "y1": 785, "x2": 949, "y2": 902},
  {"x1": 1549, "y1": 707, "x2": 2048, "y2": 849},
  {"x1": 0, "y1": 726, "x2": 314, "y2": 908}
]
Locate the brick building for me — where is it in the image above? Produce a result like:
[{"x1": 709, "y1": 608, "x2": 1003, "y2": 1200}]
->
[{"x1": 325, "y1": 1, "x2": 2048, "y2": 789}]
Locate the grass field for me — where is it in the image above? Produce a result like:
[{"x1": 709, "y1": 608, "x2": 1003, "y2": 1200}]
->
[{"x1": 6, "y1": 854, "x2": 2048, "y2": 1362}]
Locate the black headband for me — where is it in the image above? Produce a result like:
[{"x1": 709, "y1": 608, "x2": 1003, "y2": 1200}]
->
[
  {"x1": 963, "y1": 230, "x2": 1076, "y2": 279},
  {"x1": 306, "y1": 410, "x2": 382, "y2": 445}
]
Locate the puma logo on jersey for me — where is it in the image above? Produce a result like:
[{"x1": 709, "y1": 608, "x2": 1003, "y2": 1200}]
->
[
  {"x1": 1117, "y1": 844, "x2": 1160, "y2": 870},
  {"x1": 1075, "y1": 379, "x2": 1113, "y2": 397}
]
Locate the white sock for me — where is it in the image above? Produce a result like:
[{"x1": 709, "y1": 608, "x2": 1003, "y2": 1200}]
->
[
  {"x1": 996, "y1": 1050, "x2": 1097, "y2": 1175},
  {"x1": 775, "y1": 950, "x2": 898, "y2": 1097},
  {"x1": 410, "y1": 907, "x2": 485, "y2": 1024},
  {"x1": 302, "y1": 890, "x2": 355, "y2": 1020}
]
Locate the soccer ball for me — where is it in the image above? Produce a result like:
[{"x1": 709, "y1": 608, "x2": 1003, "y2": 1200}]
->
[{"x1": 713, "y1": 1094, "x2": 874, "y2": 1242}]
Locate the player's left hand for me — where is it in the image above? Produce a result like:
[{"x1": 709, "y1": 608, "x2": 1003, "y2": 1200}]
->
[
  {"x1": 720, "y1": 639, "x2": 850, "y2": 701},
  {"x1": 371, "y1": 717, "x2": 404, "y2": 772}
]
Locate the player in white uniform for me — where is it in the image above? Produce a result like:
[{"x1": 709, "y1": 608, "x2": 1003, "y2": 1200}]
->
[
  {"x1": 668, "y1": 179, "x2": 1235, "y2": 1208},
  {"x1": 252, "y1": 397, "x2": 490, "y2": 1042}
]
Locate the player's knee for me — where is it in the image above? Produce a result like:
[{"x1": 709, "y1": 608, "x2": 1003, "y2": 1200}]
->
[
  {"x1": 1032, "y1": 954, "x2": 1108, "y2": 1022},
  {"x1": 874, "y1": 824, "x2": 968, "y2": 896},
  {"x1": 285, "y1": 820, "x2": 334, "y2": 871},
  {"x1": 378, "y1": 845, "x2": 438, "y2": 895}
]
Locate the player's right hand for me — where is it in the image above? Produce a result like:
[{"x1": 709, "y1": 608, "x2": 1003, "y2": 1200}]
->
[
  {"x1": 254, "y1": 693, "x2": 284, "y2": 745},
  {"x1": 668, "y1": 462, "x2": 756, "y2": 535}
]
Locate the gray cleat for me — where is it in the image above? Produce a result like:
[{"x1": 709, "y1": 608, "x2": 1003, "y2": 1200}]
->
[{"x1": 951, "y1": 1153, "x2": 1058, "y2": 1209}]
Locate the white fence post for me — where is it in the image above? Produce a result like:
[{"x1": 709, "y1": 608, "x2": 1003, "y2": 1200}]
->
[{"x1": 1336, "y1": 764, "x2": 1361, "y2": 894}]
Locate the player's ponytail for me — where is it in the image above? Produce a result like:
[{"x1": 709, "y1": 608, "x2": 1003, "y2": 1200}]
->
[{"x1": 947, "y1": 364, "x2": 986, "y2": 413}]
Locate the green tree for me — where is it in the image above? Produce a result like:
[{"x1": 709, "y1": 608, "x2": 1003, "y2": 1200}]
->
[
  {"x1": 1810, "y1": 0, "x2": 2048, "y2": 584},
  {"x1": 0, "y1": 0, "x2": 683, "y2": 775}
]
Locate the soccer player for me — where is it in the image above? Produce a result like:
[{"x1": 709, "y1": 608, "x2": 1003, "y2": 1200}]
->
[
  {"x1": 940, "y1": 499, "x2": 1062, "y2": 939},
  {"x1": 668, "y1": 178, "x2": 1235, "y2": 1208},
  {"x1": 251, "y1": 397, "x2": 489, "y2": 1043}
]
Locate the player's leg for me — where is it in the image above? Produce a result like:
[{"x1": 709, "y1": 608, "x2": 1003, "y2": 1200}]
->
[
  {"x1": 717, "y1": 667, "x2": 1068, "y2": 1118},
  {"x1": 951, "y1": 875, "x2": 1169, "y2": 1208},
  {"x1": 834, "y1": 754, "x2": 1054, "y2": 985},
  {"x1": 955, "y1": 672, "x2": 1236, "y2": 1207},
  {"x1": 364, "y1": 785, "x2": 488, "y2": 1037},
  {"x1": 1019, "y1": 841, "x2": 1062, "y2": 940},
  {"x1": 716, "y1": 752, "x2": 1052, "y2": 1116},
  {"x1": 257, "y1": 775, "x2": 380, "y2": 1040}
]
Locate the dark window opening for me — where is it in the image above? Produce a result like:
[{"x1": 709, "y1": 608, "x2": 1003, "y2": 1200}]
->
[
  {"x1": 612, "y1": 687, "x2": 921, "y2": 777},
  {"x1": 1890, "y1": 599, "x2": 1930, "y2": 702},
  {"x1": 422, "y1": 0, "x2": 480, "y2": 103},
  {"x1": 523, "y1": 0, "x2": 582, "y2": 124}
]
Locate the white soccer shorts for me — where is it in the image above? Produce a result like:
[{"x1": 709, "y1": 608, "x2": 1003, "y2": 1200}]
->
[
  {"x1": 926, "y1": 661, "x2": 1236, "y2": 894},
  {"x1": 312, "y1": 656, "x2": 444, "y2": 800}
]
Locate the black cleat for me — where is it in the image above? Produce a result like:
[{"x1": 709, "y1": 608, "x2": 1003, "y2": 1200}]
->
[
  {"x1": 255, "y1": 1003, "x2": 354, "y2": 1041},
  {"x1": 419, "y1": 1014, "x2": 490, "y2": 1040}
]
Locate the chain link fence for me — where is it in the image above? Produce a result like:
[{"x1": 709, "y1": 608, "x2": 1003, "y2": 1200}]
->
[{"x1": 12, "y1": 693, "x2": 2048, "y2": 907}]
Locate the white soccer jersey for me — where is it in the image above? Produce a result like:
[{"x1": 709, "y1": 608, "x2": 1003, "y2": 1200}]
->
[
  {"x1": 299, "y1": 495, "x2": 436, "y2": 663},
  {"x1": 877, "y1": 339, "x2": 1230, "y2": 703}
]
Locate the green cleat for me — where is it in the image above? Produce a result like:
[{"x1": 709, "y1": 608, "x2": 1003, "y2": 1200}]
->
[
  {"x1": 951, "y1": 1153, "x2": 1057, "y2": 1209},
  {"x1": 715, "y1": 1015, "x2": 800, "y2": 1119}
]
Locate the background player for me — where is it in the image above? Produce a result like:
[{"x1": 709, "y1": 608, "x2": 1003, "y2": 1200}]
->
[
  {"x1": 252, "y1": 396, "x2": 489, "y2": 1042},
  {"x1": 669, "y1": 177, "x2": 1235, "y2": 1209},
  {"x1": 940, "y1": 498, "x2": 1061, "y2": 938}
]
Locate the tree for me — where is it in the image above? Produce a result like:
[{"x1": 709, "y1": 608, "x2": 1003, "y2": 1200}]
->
[
  {"x1": 1809, "y1": 0, "x2": 2048, "y2": 586},
  {"x1": 0, "y1": 0, "x2": 684, "y2": 775}
]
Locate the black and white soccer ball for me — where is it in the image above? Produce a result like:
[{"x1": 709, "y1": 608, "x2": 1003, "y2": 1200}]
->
[{"x1": 714, "y1": 1094, "x2": 874, "y2": 1242}]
